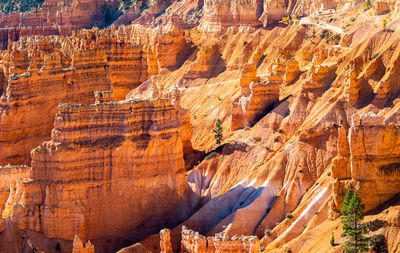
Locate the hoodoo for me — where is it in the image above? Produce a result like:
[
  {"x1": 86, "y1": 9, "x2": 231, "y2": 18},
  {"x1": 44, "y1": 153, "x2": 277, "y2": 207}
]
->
[{"x1": 0, "y1": 0, "x2": 400, "y2": 252}]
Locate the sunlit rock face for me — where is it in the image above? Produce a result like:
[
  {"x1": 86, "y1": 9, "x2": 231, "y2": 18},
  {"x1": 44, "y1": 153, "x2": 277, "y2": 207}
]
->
[
  {"x1": 0, "y1": 0, "x2": 121, "y2": 49},
  {"x1": 0, "y1": 24, "x2": 192, "y2": 166},
  {"x1": 198, "y1": 0, "x2": 263, "y2": 35},
  {"x1": 180, "y1": 226, "x2": 260, "y2": 253},
  {"x1": 2, "y1": 95, "x2": 191, "y2": 251},
  {"x1": 2, "y1": 0, "x2": 400, "y2": 252},
  {"x1": 330, "y1": 113, "x2": 400, "y2": 217}
]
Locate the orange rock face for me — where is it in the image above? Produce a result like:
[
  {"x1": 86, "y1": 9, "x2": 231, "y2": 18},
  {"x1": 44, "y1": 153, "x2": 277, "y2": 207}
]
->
[
  {"x1": 2, "y1": 0, "x2": 400, "y2": 252},
  {"x1": 0, "y1": 0, "x2": 121, "y2": 49},
  {"x1": 232, "y1": 64, "x2": 280, "y2": 130},
  {"x1": 180, "y1": 226, "x2": 260, "y2": 253},
  {"x1": 198, "y1": 0, "x2": 262, "y2": 35},
  {"x1": 330, "y1": 113, "x2": 400, "y2": 217},
  {"x1": 73, "y1": 235, "x2": 95, "y2": 253},
  {"x1": 2, "y1": 94, "x2": 191, "y2": 251},
  {"x1": 0, "y1": 24, "x2": 192, "y2": 166},
  {"x1": 160, "y1": 229, "x2": 174, "y2": 253}
]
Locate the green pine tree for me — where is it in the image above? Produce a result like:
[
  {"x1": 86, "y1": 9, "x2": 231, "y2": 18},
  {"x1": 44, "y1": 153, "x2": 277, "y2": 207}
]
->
[
  {"x1": 55, "y1": 241, "x2": 61, "y2": 252},
  {"x1": 341, "y1": 189, "x2": 369, "y2": 253},
  {"x1": 213, "y1": 119, "x2": 223, "y2": 145}
]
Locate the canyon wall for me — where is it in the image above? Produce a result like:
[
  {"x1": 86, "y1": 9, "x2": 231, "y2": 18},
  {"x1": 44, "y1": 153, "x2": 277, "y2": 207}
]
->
[
  {"x1": 198, "y1": 0, "x2": 263, "y2": 35},
  {"x1": 1, "y1": 0, "x2": 400, "y2": 252},
  {"x1": 0, "y1": 165, "x2": 30, "y2": 213},
  {"x1": 0, "y1": 24, "x2": 192, "y2": 166},
  {"x1": 0, "y1": 35, "x2": 111, "y2": 165},
  {"x1": 0, "y1": 0, "x2": 121, "y2": 49},
  {"x1": 2, "y1": 93, "x2": 192, "y2": 251},
  {"x1": 330, "y1": 113, "x2": 400, "y2": 217}
]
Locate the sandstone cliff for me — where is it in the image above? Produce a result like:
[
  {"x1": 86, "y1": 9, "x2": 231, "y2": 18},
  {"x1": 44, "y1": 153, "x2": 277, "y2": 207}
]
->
[
  {"x1": 1, "y1": 0, "x2": 400, "y2": 252},
  {"x1": 2, "y1": 93, "x2": 192, "y2": 252},
  {"x1": 0, "y1": 24, "x2": 192, "y2": 166},
  {"x1": 0, "y1": 0, "x2": 121, "y2": 49}
]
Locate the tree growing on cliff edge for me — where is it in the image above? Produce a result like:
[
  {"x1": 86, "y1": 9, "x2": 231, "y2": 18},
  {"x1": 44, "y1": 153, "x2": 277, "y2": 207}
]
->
[
  {"x1": 213, "y1": 119, "x2": 223, "y2": 145},
  {"x1": 341, "y1": 189, "x2": 369, "y2": 253}
]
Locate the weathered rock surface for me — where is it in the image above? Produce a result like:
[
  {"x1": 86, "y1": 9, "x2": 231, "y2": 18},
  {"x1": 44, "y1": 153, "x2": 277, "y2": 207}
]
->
[
  {"x1": 73, "y1": 235, "x2": 95, "y2": 253},
  {"x1": 180, "y1": 226, "x2": 260, "y2": 253},
  {"x1": 198, "y1": 0, "x2": 262, "y2": 35},
  {"x1": 0, "y1": 0, "x2": 121, "y2": 49},
  {"x1": 329, "y1": 113, "x2": 400, "y2": 217},
  {"x1": 0, "y1": 165, "x2": 30, "y2": 216},
  {"x1": 2, "y1": 1, "x2": 400, "y2": 253},
  {"x1": 0, "y1": 24, "x2": 192, "y2": 166},
  {"x1": 232, "y1": 63, "x2": 280, "y2": 130},
  {"x1": 160, "y1": 229, "x2": 174, "y2": 253},
  {"x1": 2, "y1": 94, "x2": 192, "y2": 251}
]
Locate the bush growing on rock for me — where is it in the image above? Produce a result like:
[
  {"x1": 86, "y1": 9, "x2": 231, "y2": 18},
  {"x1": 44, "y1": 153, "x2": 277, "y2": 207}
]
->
[
  {"x1": 330, "y1": 232, "x2": 335, "y2": 246},
  {"x1": 368, "y1": 234, "x2": 387, "y2": 253}
]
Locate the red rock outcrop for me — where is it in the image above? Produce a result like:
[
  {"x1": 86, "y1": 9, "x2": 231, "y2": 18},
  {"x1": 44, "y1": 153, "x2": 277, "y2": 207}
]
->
[
  {"x1": 231, "y1": 78, "x2": 280, "y2": 131},
  {"x1": 198, "y1": 0, "x2": 262, "y2": 35},
  {"x1": 73, "y1": 235, "x2": 95, "y2": 253},
  {"x1": 0, "y1": 24, "x2": 192, "y2": 166},
  {"x1": 374, "y1": 0, "x2": 396, "y2": 15},
  {"x1": 2, "y1": 93, "x2": 191, "y2": 251},
  {"x1": 259, "y1": 0, "x2": 288, "y2": 26},
  {"x1": 3, "y1": 1, "x2": 400, "y2": 252},
  {"x1": 0, "y1": 35, "x2": 111, "y2": 166},
  {"x1": 0, "y1": 0, "x2": 121, "y2": 49},
  {"x1": 330, "y1": 113, "x2": 400, "y2": 217},
  {"x1": 184, "y1": 44, "x2": 222, "y2": 79},
  {"x1": 160, "y1": 229, "x2": 174, "y2": 253},
  {"x1": 0, "y1": 165, "x2": 30, "y2": 216},
  {"x1": 180, "y1": 226, "x2": 260, "y2": 253}
]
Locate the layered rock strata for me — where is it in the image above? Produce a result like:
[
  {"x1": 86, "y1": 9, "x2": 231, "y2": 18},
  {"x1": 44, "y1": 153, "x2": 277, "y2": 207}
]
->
[
  {"x1": 232, "y1": 64, "x2": 280, "y2": 130},
  {"x1": 0, "y1": 0, "x2": 121, "y2": 49},
  {"x1": 2, "y1": 94, "x2": 191, "y2": 248},
  {"x1": 179, "y1": 226, "x2": 260, "y2": 253},
  {"x1": 0, "y1": 35, "x2": 112, "y2": 165},
  {"x1": 73, "y1": 235, "x2": 95, "y2": 253},
  {"x1": 374, "y1": 0, "x2": 396, "y2": 15},
  {"x1": 198, "y1": 0, "x2": 262, "y2": 35},
  {"x1": 330, "y1": 113, "x2": 400, "y2": 218},
  {"x1": 160, "y1": 229, "x2": 174, "y2": 253},
  {"x1": 0, "y1": 165, "x2": 30, "y2": 213},
  {"x1": 259, "y1": 0, "x2": 288, "y2": 26},
  {"x1": 0, "y1": 24, "x2": 192, "y2": 165}
]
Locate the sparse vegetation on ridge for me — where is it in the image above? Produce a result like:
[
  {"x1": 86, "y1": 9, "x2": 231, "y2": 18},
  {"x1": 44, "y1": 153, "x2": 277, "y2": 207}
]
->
[{"x1": 0, "y1": 0, "x2": 44, "y2": 14}]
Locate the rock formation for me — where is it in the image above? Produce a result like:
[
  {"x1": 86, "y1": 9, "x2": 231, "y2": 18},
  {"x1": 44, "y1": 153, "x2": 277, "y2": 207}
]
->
[
  {"x1": 374, "y1": 0, "x2": 396, "y2": 15},
  {"x1": 0, "y1": 24, "x2": 192, "y2": 166},
  {"x1": 198, "y1": 0, "x2": 262, "y2": 35},
  {"x1": 0, "y1": 165, "x2": 30, "y2": 216},
  {"x1": 232, "y1": 63, "x2": 279, "y2": 130},
  {"x1": 259, "y1": 0, "x2": 288, "y2": 26},
  {"x1": 1, "y1": 0, "x2": 400, "y2": 252},
  {"x1": 73, "y1": 235, "x2": 95, "y2": 253},
  {"x1": 0, "y1": 0, "x2": 122, "y2": 49},
  {"x1": 160, "y1": 229, "x2": 174, "y2": 253},
  {"x1": 330, "y1": 113, "x2": 400, "y2": 217},
  {"x1": 180, "y1": 226, "x2": 260, "y2": 253},
  {"x1": 2, "y1": 92, "x2": 192, "y2": 251}
]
